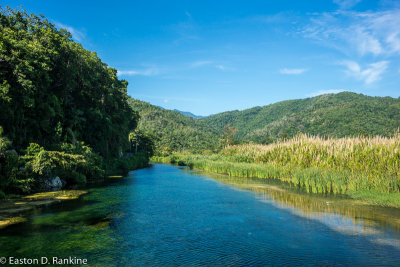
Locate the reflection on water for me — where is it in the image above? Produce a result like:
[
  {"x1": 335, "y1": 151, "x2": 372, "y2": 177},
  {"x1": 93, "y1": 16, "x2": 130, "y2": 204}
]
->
[
  {"x1": 191, "y1": 169, "x2": 400, "y2": 250},
  {"x1": 0, "y1": 164, "x2": 399, "y2": 266}
]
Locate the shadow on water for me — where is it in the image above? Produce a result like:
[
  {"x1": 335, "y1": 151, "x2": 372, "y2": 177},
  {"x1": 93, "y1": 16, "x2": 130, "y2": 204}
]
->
[{"x1": 0, "y1": 163, "x2": 399, "y2": 266}]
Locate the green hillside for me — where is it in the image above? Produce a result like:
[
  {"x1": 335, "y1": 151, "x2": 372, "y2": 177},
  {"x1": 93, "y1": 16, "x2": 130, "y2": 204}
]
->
[
  {"x1": 0, "y1": 7, "x2": 149, "y2": 196},
  {"x1": 128, "y1": 98, "x2": 220, "y2": 155},
  {"x1": 201, "y1": 92, "x2": 400, "y2": 143},
  {"x1": 173, "y1": 109, "x2": 204, "y2": 119}
]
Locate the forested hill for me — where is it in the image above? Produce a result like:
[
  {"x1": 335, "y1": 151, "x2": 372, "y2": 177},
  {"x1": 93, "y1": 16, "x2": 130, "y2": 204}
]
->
[
  {"x1": 200, "y1": 92, "x2": 400, "y2": 143},
  {"x1": 128, "y1": 99, "x2": 220, "y2": 154},
  {"x1": 173, "y1": 109, "x2": 204, "y2": 119},
  {"x1": 0, "y1": 7, "x2": 148, "y2": 196}
]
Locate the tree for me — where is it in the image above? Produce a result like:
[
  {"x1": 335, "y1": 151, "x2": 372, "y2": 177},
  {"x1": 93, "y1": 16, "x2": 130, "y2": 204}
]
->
[
  {"x1": 0, "y1": 6, "x2": 138, "y2": 159},
  {"x1": 223, "y1": 124, "x2": 238, "y2": 147}
]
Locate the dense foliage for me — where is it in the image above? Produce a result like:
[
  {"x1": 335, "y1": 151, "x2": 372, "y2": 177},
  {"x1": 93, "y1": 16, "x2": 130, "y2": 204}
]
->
[
  {"x1": 173, "y1": 109, "x2": 204, "y2": 119},
  {"x1": 201, "y1": 92, "x2": 400, "y2": 143},
  {"x1": 0, "y1": 7, "x2": 137, "y2": 158},
  {"x1": 0, "y1": 7, "x2": 148, "y2": 197},
  {"x1": 129, "y1": 98, "x2": 220, "y2": 155}
]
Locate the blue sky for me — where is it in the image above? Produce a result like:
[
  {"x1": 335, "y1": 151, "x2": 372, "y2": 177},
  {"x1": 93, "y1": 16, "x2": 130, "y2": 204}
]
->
[{"x1": 6, "y1": 0, "x2": 400, "y2": 115}]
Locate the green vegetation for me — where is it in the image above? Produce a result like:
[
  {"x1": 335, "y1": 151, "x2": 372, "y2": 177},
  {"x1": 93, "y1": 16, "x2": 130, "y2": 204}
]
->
[
  {"x1": 132, "y1": 92, "x2": 400, "y2": 156},
  {"x1": 173, "y1": 109, "x2": 204, "y2": 119},
  {"x1": 132, "y1": 90, "x2": 400, "y2": 208},
  {"x1": 0, "y1": 7, "x2": 150, "y2": 197},
  {"x1": 201, "y1": 92, "x2": 400, "y2": 143},
  {"x1": 152, "y1": 134, "x2": 400, "y2": 207},
  {"x1": 1, "y1": 7, "x2": 399, "y2": 210},
  {"x1": 129, "y1": 98, "x2": 220, "y2": 155}
]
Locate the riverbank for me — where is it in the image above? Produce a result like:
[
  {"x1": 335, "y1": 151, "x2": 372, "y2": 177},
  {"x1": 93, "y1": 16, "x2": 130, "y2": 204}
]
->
[
  {"x1": 0, "y1": 149, "x2": 150, "y2": 230},
  {"x1": 194, "y1": 169, "x2": 400, "y2": 232},
  {"x1": 0, "y1": 156, "x2": 150, "y2": 229},
  {"x1": 154, "y1": 156, "x2": 400, "y2": 208},
  {"x1": 1, "y1": 163, "x2": 399, "y2": 266},
  {"x1": 151, "y1": 135, "x2": 400, "y2": 208}
]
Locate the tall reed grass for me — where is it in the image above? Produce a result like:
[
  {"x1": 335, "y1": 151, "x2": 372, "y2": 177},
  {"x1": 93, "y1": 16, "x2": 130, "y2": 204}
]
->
[{"x1": 152, "y1": 134, "x2": 400, "y2": 195}]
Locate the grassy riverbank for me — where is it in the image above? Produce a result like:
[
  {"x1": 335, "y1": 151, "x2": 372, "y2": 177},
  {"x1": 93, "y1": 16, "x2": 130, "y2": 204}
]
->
[{"x1": 151, "y1": 134, "x2": 400, "y2": 207}]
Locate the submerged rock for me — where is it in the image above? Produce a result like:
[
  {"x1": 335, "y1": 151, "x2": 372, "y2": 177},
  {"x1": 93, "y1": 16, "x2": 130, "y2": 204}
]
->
[{"x1": 0, "y1": 190, "x2": 87, "y2": 229}]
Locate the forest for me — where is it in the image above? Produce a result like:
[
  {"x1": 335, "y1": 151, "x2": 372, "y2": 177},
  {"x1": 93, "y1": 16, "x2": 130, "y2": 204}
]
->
[
  {"x1": 0, "y1": 7, "x2": 150, "y2": 197},
  {"x1": 128, "y1": 98, "x2": 220, "y2": 155},
  {"x1": 201, "y1": 92, "x2": 400, "y2": 144},
  {"x1": 1, "y1": 6, "x2": 400, "y2": 207},
  {"x1": 132, "y1": 91, "x2": 400, "y2": 155}
]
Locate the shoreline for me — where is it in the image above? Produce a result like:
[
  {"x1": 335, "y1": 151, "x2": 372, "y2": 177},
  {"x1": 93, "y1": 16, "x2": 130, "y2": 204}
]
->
[{"x1": 152, "y1": 157, "x2": 400, "y2": 209}]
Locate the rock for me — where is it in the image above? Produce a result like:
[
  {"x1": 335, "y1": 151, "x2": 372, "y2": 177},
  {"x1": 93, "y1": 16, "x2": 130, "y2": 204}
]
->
[{"x1": 44, "y1": 176, "x2": 64, "y2": 190}]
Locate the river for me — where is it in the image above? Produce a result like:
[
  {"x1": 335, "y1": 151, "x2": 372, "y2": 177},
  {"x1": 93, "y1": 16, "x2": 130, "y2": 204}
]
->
[{"x1": 0, "y1": 164, "x2": 399, "y2": 266}]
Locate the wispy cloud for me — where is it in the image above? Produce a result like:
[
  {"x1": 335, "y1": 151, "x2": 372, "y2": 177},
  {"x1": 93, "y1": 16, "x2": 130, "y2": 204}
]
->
[
  {"x1": 247, "y1": 12, "x2": 295, "y2": 24},
  {"x1": 54, "y1": 22, "x2": 86, "y2": 42},
  {"x1": 216, "y1": 65, "x2": 225, "y2": 70},
  {"x1": 340, "y1": 60, "x2": 388, "y2": 84},
  {"x1": 309, "y1": 89, "x2": 345, "y2": 97},
  {"x1": 190, "y1": 60, "x2": 212, "y2": 68},
  {"x1": 117, "y1": 68, "x2": 159, "y2": 76},
  {"x1": 302, "y1": 9, "x2": 400, "y2": 56},
  {"x1": 170, "y1": 11, "x2": 200, "y2": 45},
  {"x1": 333, "y1": 0, "x2": 362, "y2": 10},
  {"x1": 279, "y1": 68, "x2": 308, "y2": 75}
]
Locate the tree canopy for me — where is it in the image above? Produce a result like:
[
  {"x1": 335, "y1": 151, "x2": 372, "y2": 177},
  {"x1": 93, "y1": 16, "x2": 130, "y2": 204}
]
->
[
  {"x1": 0, "y1": 7, "x2": 146, "y2": 196},
  {"x1": 0, "y1": 6, "x2": 137, "y2": 159},
  {"x1": 129, "y1": 98, "x2": 220, "y2": 155}
]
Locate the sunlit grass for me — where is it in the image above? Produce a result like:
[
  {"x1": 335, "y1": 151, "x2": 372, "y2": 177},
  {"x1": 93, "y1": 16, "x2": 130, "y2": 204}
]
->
[{"x1": 152, "y1": 134, "x2": 400, "y2": 206}]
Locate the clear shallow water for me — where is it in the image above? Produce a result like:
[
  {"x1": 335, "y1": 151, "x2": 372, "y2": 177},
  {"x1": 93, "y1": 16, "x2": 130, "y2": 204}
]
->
[{"x1": 0, "y1": 164, "x2": 400, "y2": 266}]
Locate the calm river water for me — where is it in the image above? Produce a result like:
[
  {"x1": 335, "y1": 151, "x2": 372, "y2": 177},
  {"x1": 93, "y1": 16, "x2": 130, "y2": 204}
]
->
[{"x1": 1, "y1": 164, "x2": 399, "y2": 266}]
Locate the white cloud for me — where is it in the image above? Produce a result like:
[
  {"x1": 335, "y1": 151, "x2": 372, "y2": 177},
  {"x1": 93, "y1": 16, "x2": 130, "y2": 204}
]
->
[
  {"x1": 340, "y1": 60, "x2": 388, "y2": 84},
  {"x1": 55, "y1": 22, "x2": 86, "y2": 42},
  {"x1": 386, "y1": 32, "x2": 400, "y2": 52},
  {"x1": 190, "y1": 60, "x2": 212, "y2": 68},
  {"x1": 216, "y1": 65, "x2": 225, "y2": 70},
  {"x1": 117, "y1": 68, "x2": 159, "y2": 76},
  {"x1": 279, "y1": 68, "x2": 308, "y2": 75},
  {"x1": 163, "y1": 99, "x2": 169, "y2": 103},
  {"x1": 333, "y1": 0, "x2": 362, "y2": 9},
  {"x1": 309, "y1": 89, "x2": 345, "y2": 97},
  {"x1": 302, "y1": 9, "x2": 400, "y2": 56}
]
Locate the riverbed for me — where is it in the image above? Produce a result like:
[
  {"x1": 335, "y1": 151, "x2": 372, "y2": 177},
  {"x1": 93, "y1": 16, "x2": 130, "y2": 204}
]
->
[{"x1": 0, "y1": 164, "x2": 399, "y2": 266}]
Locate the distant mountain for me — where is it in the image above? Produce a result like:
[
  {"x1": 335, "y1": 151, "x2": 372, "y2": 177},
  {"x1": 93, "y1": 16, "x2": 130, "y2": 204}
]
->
[
  {"x1": 130, "y1": 92, "x2": 400, "y2": 152},
  {"x1": 128, "y1": 98, "x2": 220, "y2": 154},
  {"x1": 173, "y1": 109, "x2": 204, "y2": 119},
  {"x1": 201, "y1": 92, "x2": 400, "y2": 143}
]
